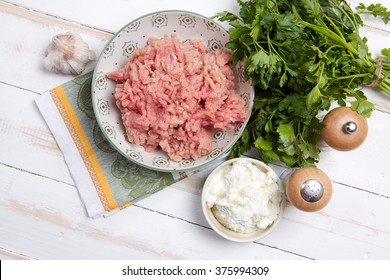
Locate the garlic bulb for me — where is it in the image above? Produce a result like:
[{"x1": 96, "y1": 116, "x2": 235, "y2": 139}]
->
[{"x1": 43, "y1": 32, "x2": 96, "y2": 75}]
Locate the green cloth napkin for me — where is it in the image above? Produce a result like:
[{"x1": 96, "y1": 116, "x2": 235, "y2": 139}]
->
[{"x1": 36, "y1": 71, "x2": 196, "y2": 218}]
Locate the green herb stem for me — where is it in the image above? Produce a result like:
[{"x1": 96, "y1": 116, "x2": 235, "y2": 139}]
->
[
  {"x1": 301, "y1": 21, "x2": 359, "y2": 56},
  {"x1": 378, "y1": 75, "x2": 390, "y2": 94},
  {"x1": 335, "y1": 73, "x2": 372, "y2": 80}
]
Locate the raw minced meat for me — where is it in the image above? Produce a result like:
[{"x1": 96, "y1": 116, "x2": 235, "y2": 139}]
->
[{"x1": 107, "y1": 34, "x2": 248, "y2": 161}]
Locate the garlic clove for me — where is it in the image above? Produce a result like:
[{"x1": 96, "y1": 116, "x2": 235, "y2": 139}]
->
[
  {"x1": 43, "y1": 32, "x2": 96, "y2": 75},
  {"x1": 67, "y1": 58, "x2": 85, "y2": 75}
]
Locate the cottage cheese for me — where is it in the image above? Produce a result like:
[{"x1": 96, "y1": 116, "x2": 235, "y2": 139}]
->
[{"x1": 205, "y1": 159, "x2": 283, "y2": 233}]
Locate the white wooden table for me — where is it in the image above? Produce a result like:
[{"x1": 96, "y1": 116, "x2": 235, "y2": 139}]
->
[{"x1": 1, "y1": 0, "x2": 390, "y2": 260}]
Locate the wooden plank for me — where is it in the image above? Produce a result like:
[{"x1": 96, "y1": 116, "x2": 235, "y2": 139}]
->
[
  {"x1": 6, "y1": 0, "x2": 390, "y2": 34},
  {"x1": 1, "y1": 0, "x2": 389, "y2": 197},
  {"x1": 4, "y1": 1, "x2": 390, "y2": 108},
  {"x1": 0, "y1": 1, "x2": 112, "y2": 37},
  {"x1": 0, "y1": 163, "x2": 302, "y2": 259},
  {"x1": 1, "y1": 159, "x2": 389, "y2": 260},
  {"x1": 0, "y1": 83, "x2": 74, "y2": 185},
  {"x1": 3, "y1": 0, "x2": 240, "y2": 32},
  {"x1": 318, "y1": 109, "x2": 390, "y2": 197},
  {"x1": 2, "y1": 0, "x2": 390, "y2": 112},
  {"x1": 0, "y1": 248, "x2": 30, "y2": 260},
  {"x1": 0, "y1": 1, "x2": 109, "y2": 93},
  {"x1": 2, "y1": 0, "x2": 390, "y2": 111},
  {"x1": 138, "y1": 179, "x2": 390, "y2": 259}
]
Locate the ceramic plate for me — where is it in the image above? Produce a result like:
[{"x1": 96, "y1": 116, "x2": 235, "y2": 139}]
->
[{"x1": 92, "y1": 10, "x2": 253, "y2": 172}]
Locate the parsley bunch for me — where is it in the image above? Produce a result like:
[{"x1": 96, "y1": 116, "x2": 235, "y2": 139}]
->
[{"x1": 215, "y1": 0, "x2": 390, "y2": 167}]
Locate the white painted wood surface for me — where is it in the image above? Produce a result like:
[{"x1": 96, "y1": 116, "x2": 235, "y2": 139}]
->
[{"x1": 0, "y1": 0, "x2": 390, "y2": 260}]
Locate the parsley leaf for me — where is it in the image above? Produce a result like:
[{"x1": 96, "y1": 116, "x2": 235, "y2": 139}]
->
[
  {"x1": 277, "y1": 122, "x2": 295, "y2": 144},
  {"x1": 357, "y1": 3, "x2": 390, "y2": 24}
]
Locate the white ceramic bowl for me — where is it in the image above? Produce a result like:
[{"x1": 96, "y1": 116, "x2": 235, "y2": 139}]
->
[
  {"x1": 92, "y1": 10, "x2": 253, "y2": 172},
  {"x1": 201, "y1": 158, "x2": 285, "y2": 242}
]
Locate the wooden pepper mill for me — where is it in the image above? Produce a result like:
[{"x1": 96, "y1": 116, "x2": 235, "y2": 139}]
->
[
  {"x1": 285, "y1": 167, "x2": 332, "y2": 212},
  {"x1": 321, "y1": 107, "x2": 368, "y2": 151}
]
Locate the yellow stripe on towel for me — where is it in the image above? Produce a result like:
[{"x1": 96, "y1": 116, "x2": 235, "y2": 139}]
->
[{"x1": 50, "y1": 86, "x2": 117, "y2": 211}]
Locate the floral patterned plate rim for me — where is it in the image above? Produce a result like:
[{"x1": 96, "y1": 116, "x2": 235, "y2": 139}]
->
[{"x1": 92, "y1": 10, "x2": 254, "y2": 172}]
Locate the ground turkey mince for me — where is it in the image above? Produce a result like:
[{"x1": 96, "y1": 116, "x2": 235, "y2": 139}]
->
[{"x1": 107, "y1": 34, "x2": 248, "y2": 161}]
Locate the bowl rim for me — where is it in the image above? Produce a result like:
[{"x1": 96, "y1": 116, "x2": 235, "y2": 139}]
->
[
  {"x1": 91, "y1": 10, "x2": 254, "y2": 173},
  {"x1": 201, "y1": 157, "x2": 285, "y2": 242}
]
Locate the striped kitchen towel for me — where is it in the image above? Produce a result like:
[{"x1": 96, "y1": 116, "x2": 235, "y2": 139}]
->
[{"x1": 35, "y1": 72, "x2": 202, "y2": 218}]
